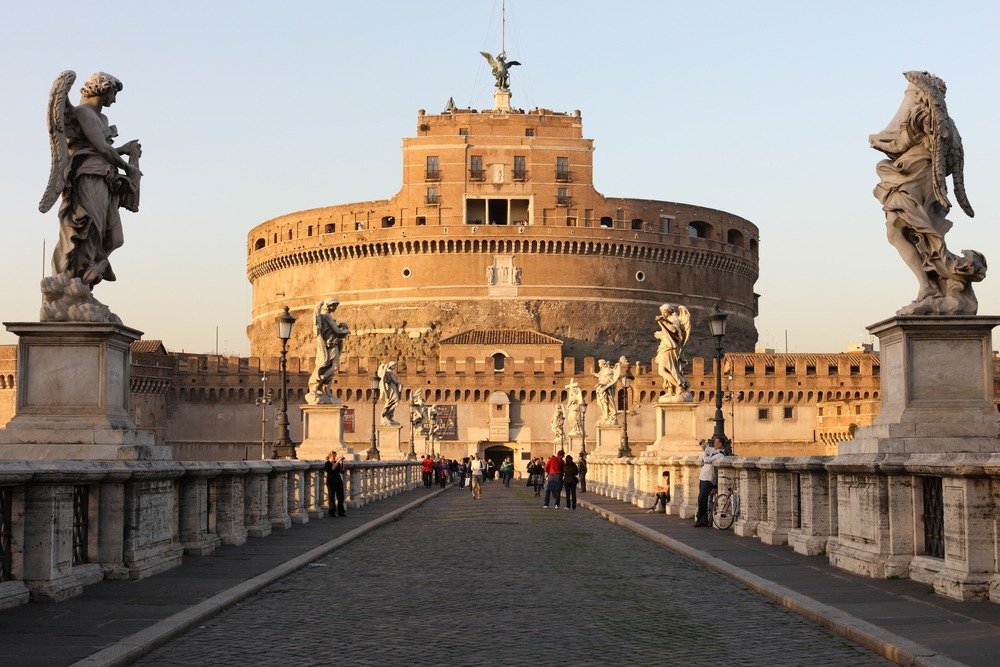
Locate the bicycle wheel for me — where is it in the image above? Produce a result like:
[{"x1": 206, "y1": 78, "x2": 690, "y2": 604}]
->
[{"x1": 712, "y1": 492, "x2": 735, "y2": 530}]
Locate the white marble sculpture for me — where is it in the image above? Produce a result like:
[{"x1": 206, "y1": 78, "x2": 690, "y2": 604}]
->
[
  {"x1": 378, "y1": 361, "x2": 402, "y2": 426},
  {"x1": 551, "y1": 404, "x2": 566, "y2": 444},
  {"x1": 871, "y1": 71, "x2": 985, "y2": 316},
  {"x1": 654, "y1": 304, "x2": 693, "y2": 402},
  {"x1": 410, "y1": 388, "x2": 427, "y2": 431},
  {"x1": 39, "y1": 71, "x2": 142, "y2": 323},
  {"x1": 564, "y1": 378, "x2": 584, "y2": 437},
  {"x1": 592, "y1": 359, "x2": 621, "y2": 427},
  {"x1": 306, "y1": 298, "x2": 350, "y2": 404}
]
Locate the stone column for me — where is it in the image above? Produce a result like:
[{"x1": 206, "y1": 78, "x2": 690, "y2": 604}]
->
[
  {"x1": 786, "y1": 458, "x2": 835, "y2": 556},
  {"x1": 756, "y1": 460, "x2": 794, "y2": 545},
  {"x1": 215, "y1": 462, "x2": 250, "y2": 546},
  {"x1": 733, "y1": 462, "x2": 762, "y2": 536},
  {"x1": 287, "y1": 461, "x2": 309, "y2": 525},
  {"x1": 267, "y1": 460, "x2": 293, "y2": 530},
  {"x1": 97, "y1": 463, "x2": 132, "y2": 579},
  {"x1": 121, "y1": 463, "x2": 184, "y2": 580},
  {"x1": 177, "y1": 463, "x2": 222, "y2": 556},
  {"x1": 243, "y1": 461, "x2": 273, "y2": 538}
]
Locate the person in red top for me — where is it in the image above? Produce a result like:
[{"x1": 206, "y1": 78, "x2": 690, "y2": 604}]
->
[
  {"x1": 542, "y1": 450, "x2": 565, "y2": 508},
  {"x1": 421, "y1": 454, "x2": 434, "y2": 488}
]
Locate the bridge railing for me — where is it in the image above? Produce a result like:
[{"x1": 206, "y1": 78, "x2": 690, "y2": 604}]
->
[
  {"x1": 0, "y1": 458, "x2": 421, "y2": 610},
  {"x1": 584, "y1": 454, "x2": 1000, "y2": 603}
]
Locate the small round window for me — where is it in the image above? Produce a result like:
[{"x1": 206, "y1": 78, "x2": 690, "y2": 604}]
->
[
  {"x1": 402, "y1": 268, "x2": 412, "y2": 278},
  {"x1": 635, "y1": 271, "x2": 645, "y2": 282}
]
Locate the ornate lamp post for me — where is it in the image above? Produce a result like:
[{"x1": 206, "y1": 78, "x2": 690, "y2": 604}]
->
[
  {"x1": 367, "y1": 372, "x2": 381, "y2": 461},
  {"x1": 617, "y1": 368, "x2": 634, "y2": 458},
  {"x1": 272, "y1": 306, "x2": 297, "y2": 459},
  {"x1": 708, "y1": 305, "x2": 730, "y2": 448},
  {"x1": 427, "y1": 405, "x2": 437, "y2": 457},
  {"x1": 579, "y1": 398, "x2": 588, "y2": 456},
  {"x1": 407, "y1": 394, "x2": 418, "y2": 459},
  {"x1": 253, "y1": 373, "x2": 274, "y2": 460}
]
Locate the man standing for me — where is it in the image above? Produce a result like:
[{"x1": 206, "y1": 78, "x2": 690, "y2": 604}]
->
[
  {"x1": 543, "y1": 450, "x2": 565, "y2": 508},
  {"x1": 324, "y1": 451, "x2": 346, "y2": 517},
  {"x1": 469, "y1": 453, "x2": 485, "y2": 500},
  {"x1": 694, "y1": 437, "x2": 726, "y2": 526},
  {"x1": 421, "y1": 454, "x2": 434, "y2": 488}
]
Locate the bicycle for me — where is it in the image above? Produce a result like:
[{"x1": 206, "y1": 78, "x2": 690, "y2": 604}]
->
[{"x1": 709, "y1": 485, "x2": 740, "y2": 530}]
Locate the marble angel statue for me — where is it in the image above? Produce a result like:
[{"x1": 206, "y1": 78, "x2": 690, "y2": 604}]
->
[
  {"x1": 592, "y1": 359, "x2": 621, "y2": 427},
  {"x1": 39, "y1": 71, "x2": 142, "y2": 322},
  {"x1": 306, "y1": 298, "x2": 350, "y2": 403},
  {"x1": 378, "y1": 361, "x2": 402, "y2": 426},
  {"x1": 564, "y1": 378, "x2": 584, "y2": 437},
  {"x1": 654, "y1": 304, "x2": 693, "y2": 401},
  {"x1": 870, "y1": 71, "x2": 985, "y2": 315}
]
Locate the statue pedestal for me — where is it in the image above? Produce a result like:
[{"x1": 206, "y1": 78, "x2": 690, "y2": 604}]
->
[
  {"x1": 828, "y1": 316, "x2": 1000, "y2": 594},
  {"x1": 298, "y1": 402, "x2": 356, "y2": 461},
  {"x1": 840, "y1": 316, "x2": 1000, "y2": 455},
  {"x1": 592, "y1": 424, "x2": 622, "y2": 457},
  {"x1": 0, "y1": 322, "x2": 167, "y2": 461},
  {"x1": 376, "y1": 424, "x2": 404, "y2": 459},
  {"x1": 642, "y1": 400, "x2": 702, "y2": 457}
]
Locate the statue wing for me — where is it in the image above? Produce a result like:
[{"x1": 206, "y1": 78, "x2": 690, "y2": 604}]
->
[
  {"x1": 507, "y1": 61, "x2": 521, "y2": 67},
  {"x1": 677, "y1": 306, "x2": 692, "y2": 345},
  {"x1": 480, "y1": 51, "x2": 498, "y2": 70},
  {"x1": 942, "y1": 115, "x2": 974, "y2": 218},
  {"x1": 39, "y1": 70, "x2": 76, "y2": 213}
]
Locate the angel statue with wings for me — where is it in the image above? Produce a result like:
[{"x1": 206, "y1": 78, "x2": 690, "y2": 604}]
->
[
  {"x1": 592, "y1": 359, "x2": 621, "y2": 427},
  {"x1": 306, "y1": 298, "x2": 351, "y2": 404},
  {"x1": 39, "y1": 71, "x2": 142, "y2": 321},
  {"x1": 870, "y1": 71, "x2": 985, "y2": 316},
  {"x1": 378, "y1": 361, "x2": 402, "y2": 426},
  {"x1": 480, "y1": 51, "x2": 521, "y2": 91},
  {"x1": 654, "y1": 304, "x2": 693, "y2": 402}
]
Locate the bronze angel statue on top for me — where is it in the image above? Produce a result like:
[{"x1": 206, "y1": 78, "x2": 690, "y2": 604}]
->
[
  {"x1": 39, "y1": 71, "x2": 142, "y2": 322},
  {"x1": 480, "y1": 51, "x2": 521, "y2": 91},
  {"x1": 870, "y1": 71, "x2": 985, "y2": 316}
]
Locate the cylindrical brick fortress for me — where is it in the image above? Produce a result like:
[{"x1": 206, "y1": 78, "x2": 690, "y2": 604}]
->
[{"x1": 247, "y1": 105, "x2": 759, "y2": 365}]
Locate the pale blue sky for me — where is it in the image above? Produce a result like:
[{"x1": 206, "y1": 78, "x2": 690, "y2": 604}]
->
[{"x1": 1, "y1": 1, "x2": 998, "y2": 355}]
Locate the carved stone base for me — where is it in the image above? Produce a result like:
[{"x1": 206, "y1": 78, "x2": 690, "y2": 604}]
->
[
  {"x1": 376, "y1": 424, "x2": 404, "y2": 459},
  {"x1": 592, "y1": 425, "x2": 622, "y2": 457},
  {"x1": 0, "y1": 322, "x2": 168, "y2": 461},
  {"x1": 298, "y1": 403, "x2": 355, "y2": 460},
  {"x1": 643, "y1": 402, "x2": 702, "y2": 457},
  {"x1": 840, "y1": 316, "x2": 1000, "y2": 455}
]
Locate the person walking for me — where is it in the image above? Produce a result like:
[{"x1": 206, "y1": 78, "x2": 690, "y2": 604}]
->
[
  {"x1": 695, "y1": 437, "x2": 726, "y2": 526},
  {"x1": 324, "y1": 450, "x2": 347, "y2": 517},
  {"x1": 469, "y1": 453, "x2": 484, "y2": 500},
  {"x1": 421, "y1": 454, "x2": 434, "y2": 488},
  {"x1": 562, "y1": 454, "x2": 579, "y2": 510},
  {"x1": 527, "y1": 457, "x2": 544, "y2": 497},
  {"x1": 543, "y1": 450, "x2": 565, "y2": 508},
  {"x1": 500, "y1": 457, "x2": 514, "y2": 487},
  {"x1": 436, "y1": 456, "x2": 449, "y2": 490}
]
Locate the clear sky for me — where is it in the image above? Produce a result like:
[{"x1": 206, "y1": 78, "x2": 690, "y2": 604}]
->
[{"x1": 1, "y1": 1, "x2": 998, "y2": 356}]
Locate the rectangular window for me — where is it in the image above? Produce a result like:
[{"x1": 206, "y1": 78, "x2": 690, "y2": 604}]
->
[
  {"x1": 459, "y1": 128, "x2": 469, "y2": 136},
  {"x1": 765, "y1": 365, "x2": 775, "y2": 375},
  {"x1": 818, "y1": 407, "x2": 824, "y2": 416},
  {"x1": 307, "y1": 225, "x2": 313, "y2": 237},
  {"x1": 470, "y1": 155, "x2": 484, "y2": 181},
  {"x1": 850, "y1": 365, "x2": 860, "y2": 375},
  {"x1": 513, "y1": 155, "x2": 526, "y2": 180},
  {"x1": 324, "y1": 224, "x2": 334, "y2": 233},
  {"x1": 425, "y1": 156, "x2": 440, "y2": 181},
  {"x1": 415, "y1": 216, "x2": 426, "y2": 226},
  {"x1": 757, "y1": 407, "x2": 770, "y2": 421},
  {"x1": 744, "y1": 365, "x2": 754, "y2": 375},
  {"x1": 556, "y1": 157, "x2": 570, "y2": 182},
  {"x1": 354, "y1": 221, "x2": 364, "y2": 231},
  {"x1": 855, "y1": 404, "x2": 861, "y2": 415},
  {"x1": 836, "y1": 406, "x2": 842, "y2": 416},
  {"x1": 786, "y1": 364, "x2": 796, "y2": 375},
  {"x1": 806, "y1": 365, "x2": 816, "y2": 375},
  {"x1": 873, "y1": 366, "x2": 880, "y2": 376},
  {"x1": 783, "y1": 406, "x2": 794, "y2": 420},
  {"x1": 426, "y1": 187, "x2": 440, "y2": 204},
  {"x1": 556, "y1": 187, "x2": 569, "y2": 205},
  {"x1": 660, "y1": 215, "x2": 672, "y2": 234},
  {"x1": 828, "y1": 364, "x2": 839, "y2": 375},
  {"x1": 525, "y1": 128, "x2": 535, "y2": 137}
]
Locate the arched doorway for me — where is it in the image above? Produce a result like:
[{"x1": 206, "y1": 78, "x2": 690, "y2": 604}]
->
[{"x1": 483, "y1": 444, "x2": 513, "y2": 481}]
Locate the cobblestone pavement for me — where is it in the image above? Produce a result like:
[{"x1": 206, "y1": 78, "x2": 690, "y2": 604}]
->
[{"x1": 137, "y1": 483, "x2": 890, "y2": 666}]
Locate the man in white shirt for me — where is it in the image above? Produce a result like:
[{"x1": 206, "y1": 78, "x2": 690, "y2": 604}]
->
[
  {"x1": 469, "y1": 453, "x2": 485, "y2": 500},
  {"x1": 694, "y1": 436, "x2": 726, "y2": 527}
]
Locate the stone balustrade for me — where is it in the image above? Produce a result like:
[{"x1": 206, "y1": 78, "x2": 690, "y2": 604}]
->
[
  {"x1": 0, "y1": 458, "x2": 421, "y2": 610},
  {"x1": 585, "y1": 454, "x2": 1000, "y2": 603}
]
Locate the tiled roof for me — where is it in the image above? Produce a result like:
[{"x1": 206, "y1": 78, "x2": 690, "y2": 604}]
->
[
  {"x1": 440, "y1": 329, "x2": 563, "y2": 346},
  {"x1": 131, "y1": 340, "x2": 167, "y2": 354}
]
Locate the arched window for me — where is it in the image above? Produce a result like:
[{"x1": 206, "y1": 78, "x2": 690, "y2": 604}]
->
[
  {"x1": 687, "y1": 221, "x2": 712, "y2": 239},
  {"x1": 254, "y1": 238, "x2": 265, "y2": 250},
  {"x1": 727, "y1": 229, "x2": 745, "y2": 246},
  {"x1": 599, "y1": 216, "x2": 613, "y2": 228},
  {"x1": 492, "y1": 353, "x2": 506, "y2": 372}
]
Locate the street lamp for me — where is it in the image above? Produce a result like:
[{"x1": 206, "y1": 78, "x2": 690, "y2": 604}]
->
[
  {"x1": 617, "y1": 367, "x2": 634, "y2": 458},
  {"x1": 367, "y1": 372, "x2": 381, "y2": 461},
  {"x1": 427, "y1": 405, "x2": 438, "y2": 457},
  {"x1": 708, "y1": 305, "x2": 730, "y2": 448},
  {"x1": 580, "y1": 397, "x2": 588, "y2": 456},
  {"x1": 253, "y1": 373, "x2": 274, "y2": 460},
  {"x1": 272, "y1": 306, "x2": 297, "y2": 459},
  {"x1": 407, "y1": 394, "x2": 418, "y2": 459}
]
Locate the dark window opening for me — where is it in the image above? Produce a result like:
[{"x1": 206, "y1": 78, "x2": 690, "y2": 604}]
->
[
  {"x1": 492, "y1": 353, "x2": 506, "y2": 371},
  {"x1": 470, "y1": 155, "x2": 484, "y2": 181},
  {"x1": 556, "y1": 157, "x2": 570, "y2": 182},
  {"x1": 381, "y1": 216, "x2": 395, "y2": 228},
  {"x1": 416, "y1": 216, "x2": 426, "y2": 226},
  {"x1": 513, "y1": 155, "x2": 526, "y2": 180},
  {"x1": 599, "y1": 216, "x2": 613, "y2": 228},
  {"x1": 254, "y1": 238, "x2": 265, "y2": 250},
  {"x1": 425, "y1": 156, "x2": 440, "y2": 181},
  {"x1": 525, "y1": 128, "x2": 535, "y2": 137},
  {"x1": 630, "y1": 218, "x2": 643, "y2": 231},
  {"x1": 324, "y1": 224, "x2": 335, "y2": 233}
]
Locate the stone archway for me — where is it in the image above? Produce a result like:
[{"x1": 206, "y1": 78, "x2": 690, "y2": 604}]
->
[{"x1": 483, "y1": 444, "x2": 513, "y2": 481}]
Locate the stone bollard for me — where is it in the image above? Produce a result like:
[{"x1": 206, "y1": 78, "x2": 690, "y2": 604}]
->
[
  {"x1": 177, "y1": 462, "x2": 223, "y2": 556},
  {"x1": 243, "y1": 461, "x2": 274, "y2": 537},
  {"x1": 215, "y1": 462, "x2": 250, "y2": 546},
  {"x1": 267, "y1": 460, "x2": 294, "y2": 530}
]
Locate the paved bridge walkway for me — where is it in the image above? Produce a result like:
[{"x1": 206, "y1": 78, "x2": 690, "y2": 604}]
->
[{"x1": 2, "y1": 483, "x2": 999, "y2": 666}]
